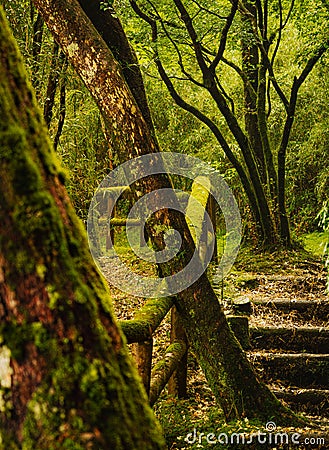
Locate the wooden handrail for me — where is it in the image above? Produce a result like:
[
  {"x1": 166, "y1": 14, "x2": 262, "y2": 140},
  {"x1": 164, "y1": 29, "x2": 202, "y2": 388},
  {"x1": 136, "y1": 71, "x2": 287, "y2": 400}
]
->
[{"x1": 119, "y1": 296, "x2": 175, "y2": 343}]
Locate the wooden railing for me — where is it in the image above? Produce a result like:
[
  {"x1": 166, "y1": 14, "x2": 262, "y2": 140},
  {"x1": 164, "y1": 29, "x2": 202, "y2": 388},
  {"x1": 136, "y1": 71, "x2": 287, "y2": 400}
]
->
[
  {"x1": 118, "y1": 298, "x2": 249, "y2": 405},
  {"x1": 119, "y1": 299, "x2": 188, "y2": 405},
  {"x1": 94, "y1": 178, "x2": 250, "y2": 404}
]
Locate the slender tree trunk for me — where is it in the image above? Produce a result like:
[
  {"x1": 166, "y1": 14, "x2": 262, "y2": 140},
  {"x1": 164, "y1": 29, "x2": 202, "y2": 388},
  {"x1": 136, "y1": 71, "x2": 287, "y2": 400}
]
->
[
  {"x1": 43, "y1": 40, "x2": 60, "y2": 128},
  {"x1": 241, "y1": 1, "x2": 266, "y2": 183},
  {"x1": 32, "y1": 0, "x2": 304, "y2": 425},
  {"x1": 53, "y1": 53, "x2": 68, "y2": 150},
  {"x1": 0, "y1": 8, "x2": 166, "y2": 448},
  {"x1": 31, "y1": 11, "x2": 44, "y2": 90},
  {"x1": 240, "y1": 1, "x2": 280, "y2": 242}
]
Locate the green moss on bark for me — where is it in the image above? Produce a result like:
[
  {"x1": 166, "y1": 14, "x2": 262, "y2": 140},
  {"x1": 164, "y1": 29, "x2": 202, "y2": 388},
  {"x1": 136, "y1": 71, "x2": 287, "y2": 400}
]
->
[{"x1": 0, "y1": 6, "x2": 166, "y2": 448}]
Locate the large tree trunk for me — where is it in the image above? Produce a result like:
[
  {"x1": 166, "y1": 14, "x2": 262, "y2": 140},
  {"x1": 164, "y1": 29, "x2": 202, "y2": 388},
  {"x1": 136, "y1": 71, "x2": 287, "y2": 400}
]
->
[
  {"x1": 0, "y1": 8, "x2": 166, "y2": 448},
  {"x1": 31, "y1": 0, "x2": 304, "y2": 425}
]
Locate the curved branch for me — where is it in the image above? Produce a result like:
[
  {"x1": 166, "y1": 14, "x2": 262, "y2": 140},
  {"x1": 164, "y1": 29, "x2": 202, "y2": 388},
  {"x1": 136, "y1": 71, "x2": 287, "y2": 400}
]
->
[
  {"x1": 154, "y1": 54, "x2": 264, "y2": 229},
  {"x1": 190, "y1": 0, "x2": 227, "y2": 20},
  {"x1": 295, "y1": 41, "x2": 329, "y2": 88},
  {"x1": 258, "y1": 43, "x2": 289, "y2": 110},
  {"x1": 282, "y1": 0, "x2": 295, "y2": 29},
  {"x1": 173, "y1": 0, "x2": 209, "y2": 77},
  {"x1": 214, "y1": 73, "x2": 235, "y2": 114},
  {"x1": 209, "y1": 0, "x2": 238, "y2": 72}
]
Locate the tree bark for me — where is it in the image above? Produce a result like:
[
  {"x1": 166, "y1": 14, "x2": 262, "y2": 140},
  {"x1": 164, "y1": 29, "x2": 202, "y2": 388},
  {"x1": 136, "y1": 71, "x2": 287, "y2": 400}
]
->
[
  {"x1": 0, "y1": 8, "x2": 166, "y2": 448},
  {"x1": 31, "y1": 0, "x2": 305, "y2": 425},
  {"x1": 241, "y1": 1, "x2": 266, "y2": 182},
  {"x1": 78, "y1": 0, "x2": 156, "y2": 137},
  {"x1": 43, "y1": 40, "x2": 60, "y2": 128}
]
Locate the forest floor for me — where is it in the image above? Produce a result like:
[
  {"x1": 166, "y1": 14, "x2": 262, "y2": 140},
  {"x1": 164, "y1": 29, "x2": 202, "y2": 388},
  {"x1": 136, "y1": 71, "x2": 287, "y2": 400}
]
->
[{"x1": 100, "y1": 235, "x2": 329, "y2": 449}]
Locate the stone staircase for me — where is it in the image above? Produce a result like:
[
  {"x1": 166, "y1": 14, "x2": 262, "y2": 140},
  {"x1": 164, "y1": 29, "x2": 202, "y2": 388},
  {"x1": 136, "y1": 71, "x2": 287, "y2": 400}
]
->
[
  {"x1": 235, "y1": 277, "x2": 329, "y2": 415},
  {"x1": 213, "y1": 266, "x2": 329, "y2": 416}
]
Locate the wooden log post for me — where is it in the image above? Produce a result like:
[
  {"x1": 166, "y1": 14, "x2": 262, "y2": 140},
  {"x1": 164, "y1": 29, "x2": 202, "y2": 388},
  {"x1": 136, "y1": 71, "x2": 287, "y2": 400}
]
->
[
  {"x1": 207, "y1": 194, "x2": 218, "y2": 264},
  {"x1": 131, "y1": 340, "x2": 153, "y2": 396},
  {"x1": 168, "y1": 306, "x2": 188, "y2": 398},
  {"x1": 149, "y1": 340, "x2": 187, "y2": 406},
  {"x1": 106, "y1": 194, "x2": 115, "y2": 250}
]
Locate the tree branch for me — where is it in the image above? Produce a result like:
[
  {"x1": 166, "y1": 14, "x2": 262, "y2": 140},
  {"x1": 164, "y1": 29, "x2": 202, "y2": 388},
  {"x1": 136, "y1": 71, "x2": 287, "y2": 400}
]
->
[
  {"x1": 173, "y1": 0, "x2": 209, "y2": 79},
  {"x1": 209, "y1": 0, "x2": 238, "y2": 73}
]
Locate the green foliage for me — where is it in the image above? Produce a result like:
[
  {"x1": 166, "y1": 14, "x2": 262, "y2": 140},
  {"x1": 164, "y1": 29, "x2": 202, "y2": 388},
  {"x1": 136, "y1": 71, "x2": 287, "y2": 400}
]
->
[
  {"x1": 55, "y1": 79, "x2": 111, "y2": 221},
  {"x1": 100, "y1": 1, "x2": 114, "y2": 11},
  {"x1": 118, "y1": 0, "x2": 329, "y2": 244},
  {"x1": 287, "y1": 51, "x2": 329, "y2": 231},
  {"x1": 317, "y1": 202, "x2": 329, "y2": 290}
]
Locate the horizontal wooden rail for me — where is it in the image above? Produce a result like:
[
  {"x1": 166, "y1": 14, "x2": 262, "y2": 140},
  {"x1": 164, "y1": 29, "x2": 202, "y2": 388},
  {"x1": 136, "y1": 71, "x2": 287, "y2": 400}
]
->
[
  {"x1": 98, "y1": 217, "x2": 141, "y2": 227},
  {"x1": 119, "y1": 296, "x2": 175, "y2": 344}
]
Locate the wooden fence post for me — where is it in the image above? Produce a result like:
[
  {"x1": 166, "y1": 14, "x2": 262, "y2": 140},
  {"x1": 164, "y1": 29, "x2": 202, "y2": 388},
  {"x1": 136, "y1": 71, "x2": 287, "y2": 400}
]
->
[
  {"x1": 168, "y1": 306, "x2": 188, "y2": 398},
  {"x1": 131, "y1": 340, "x2": 153, "y2": 395},
  {"x1": 208, "y1": 194, "x2": 218, "y2": 264},
  {"x1": 106, "y1": 195, "x2": 115, "y2": 250}
]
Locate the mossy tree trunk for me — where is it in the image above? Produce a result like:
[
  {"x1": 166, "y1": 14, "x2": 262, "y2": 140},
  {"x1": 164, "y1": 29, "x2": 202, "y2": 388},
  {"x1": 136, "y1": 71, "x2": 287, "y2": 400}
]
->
[
  {"x1": 31, "y1": 0, "x2": 305, "y2": 426},
  {"x1": 0, "y1": 7, "x2": 166, "y2": 449}
]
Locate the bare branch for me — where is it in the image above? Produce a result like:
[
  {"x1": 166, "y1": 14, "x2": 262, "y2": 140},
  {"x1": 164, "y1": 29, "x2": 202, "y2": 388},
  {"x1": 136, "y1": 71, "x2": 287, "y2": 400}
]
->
[
  {"x1": 282, "y1": 0, "x2": 295, "y2": 29},
  {"x1": 214, "y1": 73, "x2": 235, "y2": 114},
  {"x1": 157, "y1": 12, "x2": 205, "y2": 87},
  {"x1": 131, "y1": 0, "x2": 204, "y2": 87},
  {"x1": 271, "y1": 0, "x2": 282, "y2": 67},
  {"x1": 257, "y1": 43, "x2": 289, "y2": 110},
  {"x1": 190, "y1": 0, "x2": 228, "y2": 20},
  {"x1": 173, "y1": 0, "x2": 209, "y2": 76},
  {"x1": 295, "y1": 41, "x2": 329, "y2": 89},
  {"x1": 209, "y1": 0, "x2": 238, "y2": 72}
]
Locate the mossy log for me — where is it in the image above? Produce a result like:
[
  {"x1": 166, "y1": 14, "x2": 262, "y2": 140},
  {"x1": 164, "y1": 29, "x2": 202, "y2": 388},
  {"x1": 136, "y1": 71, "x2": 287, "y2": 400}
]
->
[
  {"x1": 250, "y1": 326, "x2": 329, "y2": 353},
  {"x1": 110, "y1": 218, "x2": 141, "y2": 227},
  {"x1": 250, "y1": 352, "x2": 329, "y2": 387},
  {"x1": 0, "y1": 8, "x2": 165, "y2": 448},
  {"x1": 98, "y1": 217, "x2": 141, "y2": 227},
  {"x1": 149, "y1": 340, "x2": 188, "y2": 406},
  {"x1": 120, "y1": 297, "x2": 174, "y2": 343}
]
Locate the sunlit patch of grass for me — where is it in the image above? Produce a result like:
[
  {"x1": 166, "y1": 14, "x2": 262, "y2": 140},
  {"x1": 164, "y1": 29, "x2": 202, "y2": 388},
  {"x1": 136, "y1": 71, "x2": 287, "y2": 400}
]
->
[{"x1": 303, "y1": 231, "x2": 329, "y2": 259}]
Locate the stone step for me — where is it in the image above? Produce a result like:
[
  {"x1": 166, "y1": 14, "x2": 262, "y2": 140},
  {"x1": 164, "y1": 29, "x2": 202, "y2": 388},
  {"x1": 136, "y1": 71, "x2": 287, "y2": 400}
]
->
[
  {"x1": 273, "y1": 388, "x2": 329, "y2": 414},
  {"x1": 250, "y1": 326, "x2": 329, "y2": 353},
  {"x1": 251, "y1": 299, "x2": 329, "y2": 320},
  {"x1": 249, "y1": 352, "x2": 329, "y2": 388}
]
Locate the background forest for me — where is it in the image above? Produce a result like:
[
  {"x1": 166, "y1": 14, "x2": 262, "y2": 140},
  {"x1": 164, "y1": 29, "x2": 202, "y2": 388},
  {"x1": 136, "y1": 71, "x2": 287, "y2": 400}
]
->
[{"x1": 4, "y1": 0, "x2": 329, "y2": 239}]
